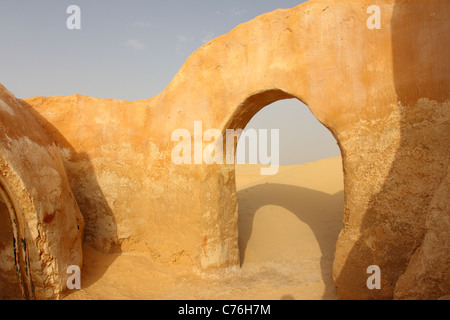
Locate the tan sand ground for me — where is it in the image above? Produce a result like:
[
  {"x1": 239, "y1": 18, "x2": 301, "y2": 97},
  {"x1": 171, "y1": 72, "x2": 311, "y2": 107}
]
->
[{"x1": 64, "y1": 156, "x2": 344, "y2": 300}]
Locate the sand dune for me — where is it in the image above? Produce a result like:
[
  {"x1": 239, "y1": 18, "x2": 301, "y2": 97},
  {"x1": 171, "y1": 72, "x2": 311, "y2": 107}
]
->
[{"x1": 65, "y1": 156, "x2": 344, "y2": 300}]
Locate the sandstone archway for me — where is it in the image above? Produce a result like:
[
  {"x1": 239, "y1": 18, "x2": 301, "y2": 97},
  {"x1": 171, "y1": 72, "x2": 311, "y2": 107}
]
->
[
  {"x1": 233, "y1": 96, "x2": 344, "y2": 299},
  {"x1": 2, "y1": 0, "x2": 448, "y2": 299}
]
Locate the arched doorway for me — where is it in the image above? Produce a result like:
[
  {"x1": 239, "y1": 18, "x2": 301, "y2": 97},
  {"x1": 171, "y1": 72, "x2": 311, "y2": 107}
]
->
[{"x1": 233, "y1": 97, "x2": 344, "y2": 298}]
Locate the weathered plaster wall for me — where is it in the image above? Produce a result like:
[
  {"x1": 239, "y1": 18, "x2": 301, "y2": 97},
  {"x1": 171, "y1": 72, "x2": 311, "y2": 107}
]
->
[{"x1": 0, "y1": 84, "x2": 84, "y2": 299}]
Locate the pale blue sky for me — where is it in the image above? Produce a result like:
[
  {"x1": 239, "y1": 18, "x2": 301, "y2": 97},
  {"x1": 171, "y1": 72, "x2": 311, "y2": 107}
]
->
[{"x1": 0, "y1": 0, "x2": 341, "y2": 165}]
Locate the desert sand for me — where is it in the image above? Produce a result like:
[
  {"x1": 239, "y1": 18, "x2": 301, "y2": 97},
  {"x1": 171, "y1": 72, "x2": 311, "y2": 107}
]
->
[{"x1": 64, "y1": 156, "x2": 344, "y2": 300}]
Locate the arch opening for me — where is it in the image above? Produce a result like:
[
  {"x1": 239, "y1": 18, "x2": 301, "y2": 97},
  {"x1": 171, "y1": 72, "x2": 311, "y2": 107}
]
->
[{"x1": 231, "y1": 95, "x2": 344, "y2": 299}]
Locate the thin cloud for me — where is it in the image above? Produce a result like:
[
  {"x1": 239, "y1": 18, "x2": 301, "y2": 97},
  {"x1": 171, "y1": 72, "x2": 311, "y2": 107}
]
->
[
  {"x1": 132, "y1": 21, "x2": 153, "y2": 28},
  {"x1": 124, "y1": 39, "x2": 145, "y2": 51},
  {"x1": 231, "y1": 7, "x2": 247, "y2": 16},
  {"x1": 177, "y1": 34, "x2": 193, "y2": 43}
]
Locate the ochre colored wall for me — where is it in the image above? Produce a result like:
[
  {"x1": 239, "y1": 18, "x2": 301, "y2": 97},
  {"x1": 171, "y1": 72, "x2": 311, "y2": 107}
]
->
[{"x1": 0, "y1": 84, "x2": 84, "y2": 299}]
